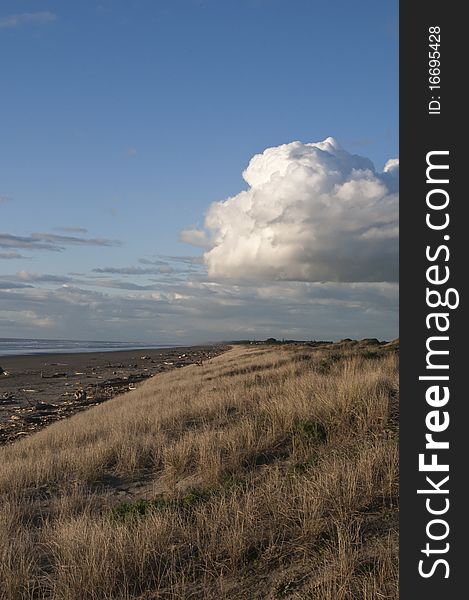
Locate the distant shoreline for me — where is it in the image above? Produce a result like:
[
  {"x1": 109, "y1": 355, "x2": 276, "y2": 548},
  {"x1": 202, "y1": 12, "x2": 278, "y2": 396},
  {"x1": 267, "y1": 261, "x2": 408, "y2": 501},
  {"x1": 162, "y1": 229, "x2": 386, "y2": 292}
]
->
[
  {"x1": 0, "y1": 338, "x2": 184, "y2": 358},
  {"x1": 0, "y1": 345, "x2": 179, "y2": 359}
]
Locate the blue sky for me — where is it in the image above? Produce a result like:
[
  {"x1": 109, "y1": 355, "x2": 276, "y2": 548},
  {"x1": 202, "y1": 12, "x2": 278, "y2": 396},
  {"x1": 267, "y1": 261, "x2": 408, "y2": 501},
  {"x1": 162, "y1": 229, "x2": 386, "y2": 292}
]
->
[{"x1": 0, "y1": 0, "x2": 398, "y2": 343}]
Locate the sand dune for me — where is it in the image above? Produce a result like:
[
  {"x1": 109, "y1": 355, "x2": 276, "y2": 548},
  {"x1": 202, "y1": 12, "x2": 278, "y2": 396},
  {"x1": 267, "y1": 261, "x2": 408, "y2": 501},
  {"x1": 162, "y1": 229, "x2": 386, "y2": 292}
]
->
[{"x1": 0, "y1": 341, "x2": 398, "y2": 599}]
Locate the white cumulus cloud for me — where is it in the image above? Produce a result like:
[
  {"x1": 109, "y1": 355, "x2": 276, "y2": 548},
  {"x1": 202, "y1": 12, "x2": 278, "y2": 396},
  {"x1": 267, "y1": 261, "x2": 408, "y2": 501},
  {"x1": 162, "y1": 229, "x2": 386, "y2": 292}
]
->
[{"x1": 189, "y1": 137, "x2": 398, "y2": 283}]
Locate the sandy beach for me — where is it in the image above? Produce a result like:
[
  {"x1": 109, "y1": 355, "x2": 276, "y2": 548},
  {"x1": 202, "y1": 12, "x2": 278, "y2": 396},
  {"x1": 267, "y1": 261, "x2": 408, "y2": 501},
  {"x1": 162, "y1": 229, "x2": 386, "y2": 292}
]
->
[{"x1": 0, "y1": 344, "x2": 227, "y2": 445}]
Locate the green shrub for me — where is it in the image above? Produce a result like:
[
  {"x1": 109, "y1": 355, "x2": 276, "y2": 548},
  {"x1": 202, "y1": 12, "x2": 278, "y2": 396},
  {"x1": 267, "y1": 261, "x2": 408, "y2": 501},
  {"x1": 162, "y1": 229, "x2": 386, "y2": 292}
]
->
[
  {"x1": 110, "y1": 497, "x2": 174, "y2": 520},
  {"x1": 292, "y1": 419, "x2": 327, "y2": 443},
  {"x1": 110, "y1": 489, "x2": 211, "y2": 521},
  {"x1": 290, "y1": 454, "x2": 319, "y2": 474},
  {"x1": 316, "y1": 352, "x2": 342, "y2": 374},
  {"x1": 361, "y1": 350, "x2": 381, "y2": 360}
]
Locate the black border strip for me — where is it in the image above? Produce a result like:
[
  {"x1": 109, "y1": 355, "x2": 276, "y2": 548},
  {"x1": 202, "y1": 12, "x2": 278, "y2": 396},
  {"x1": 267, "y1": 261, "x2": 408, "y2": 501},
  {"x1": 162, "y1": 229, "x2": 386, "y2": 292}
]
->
[{"x1": 400, "y1": 1, "x2": 465, "y2": 596}]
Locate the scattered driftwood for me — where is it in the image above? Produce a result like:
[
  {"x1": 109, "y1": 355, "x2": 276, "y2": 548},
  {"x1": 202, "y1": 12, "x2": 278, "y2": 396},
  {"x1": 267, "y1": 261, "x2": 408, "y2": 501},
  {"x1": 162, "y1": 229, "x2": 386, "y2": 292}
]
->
[
  {"x1": 41, "y1": 372, "x2": 67, "y2": 379},
  {"x1": 1, "y1": 393, "x2": 15, "y2": 405},
  {"x1": 0, "y1": 345, "x2": 228, "y2": 445}
]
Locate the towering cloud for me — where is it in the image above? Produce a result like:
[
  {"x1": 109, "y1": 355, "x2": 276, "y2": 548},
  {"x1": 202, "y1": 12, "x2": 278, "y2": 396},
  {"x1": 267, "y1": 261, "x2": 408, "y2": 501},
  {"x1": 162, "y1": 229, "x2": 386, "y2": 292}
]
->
[{"x1": 193, "y1": 138, "x2": 398, "y2": 283}]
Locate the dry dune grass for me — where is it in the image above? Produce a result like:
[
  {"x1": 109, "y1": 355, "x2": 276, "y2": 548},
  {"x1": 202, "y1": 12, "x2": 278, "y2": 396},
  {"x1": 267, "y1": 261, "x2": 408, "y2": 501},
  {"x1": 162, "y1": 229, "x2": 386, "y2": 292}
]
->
[{"x1": 0, "y1": 342, "x2": 399, "y2": 599}]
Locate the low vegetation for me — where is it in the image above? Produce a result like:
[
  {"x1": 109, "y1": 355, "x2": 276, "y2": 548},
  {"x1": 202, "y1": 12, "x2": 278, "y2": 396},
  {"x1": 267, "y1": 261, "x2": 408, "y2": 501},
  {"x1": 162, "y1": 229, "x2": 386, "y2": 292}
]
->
[{"x1": 0, "y1": 341, "x2": 399, "y2": 599}]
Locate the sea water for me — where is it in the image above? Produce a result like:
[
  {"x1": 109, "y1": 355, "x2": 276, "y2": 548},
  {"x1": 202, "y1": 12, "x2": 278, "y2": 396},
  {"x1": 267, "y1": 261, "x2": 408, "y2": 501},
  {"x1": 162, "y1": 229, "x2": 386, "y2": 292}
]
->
[{"x1": 0, "y1": 338, "x2": 173, "y2": 357}]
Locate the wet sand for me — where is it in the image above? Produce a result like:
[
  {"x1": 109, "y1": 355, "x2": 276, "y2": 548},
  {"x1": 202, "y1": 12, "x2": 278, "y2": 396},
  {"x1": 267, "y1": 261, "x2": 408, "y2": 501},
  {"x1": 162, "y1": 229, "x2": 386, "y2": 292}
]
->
[{"x1": 0, "y1": 345, "x2": 227, "y2": 445}]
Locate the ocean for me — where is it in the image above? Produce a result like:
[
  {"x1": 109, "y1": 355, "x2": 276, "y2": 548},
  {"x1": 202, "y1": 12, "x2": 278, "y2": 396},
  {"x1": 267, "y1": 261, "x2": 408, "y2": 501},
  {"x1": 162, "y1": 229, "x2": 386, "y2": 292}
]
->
[{"x1": 0, "y1": 338, "x2": 174, "y2": 357}]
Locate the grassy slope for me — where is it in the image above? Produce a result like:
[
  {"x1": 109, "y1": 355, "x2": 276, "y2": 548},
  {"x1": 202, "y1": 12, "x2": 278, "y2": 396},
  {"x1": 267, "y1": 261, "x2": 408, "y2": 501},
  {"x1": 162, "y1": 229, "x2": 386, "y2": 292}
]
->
[{"x1": 0, "y1": 342, "x2": 399, "y2": 600}]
